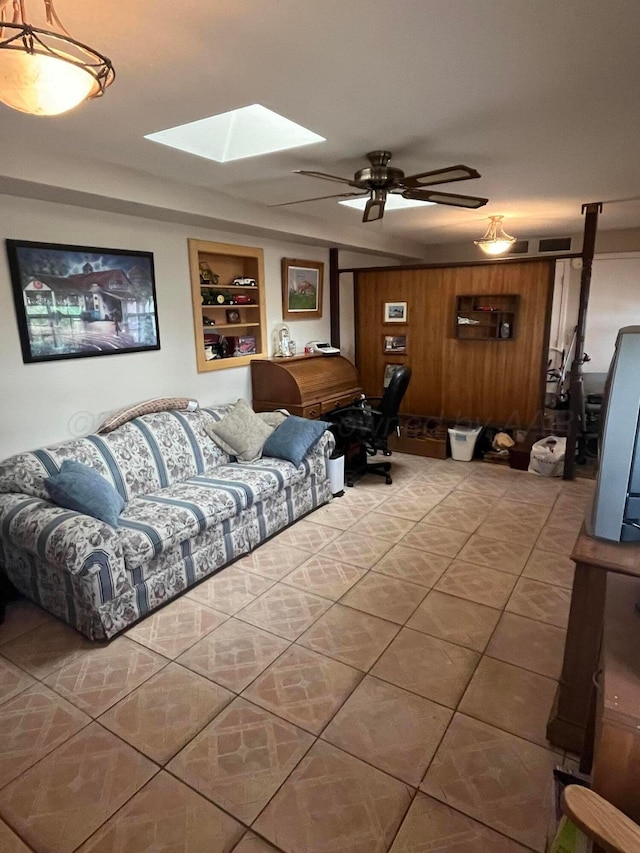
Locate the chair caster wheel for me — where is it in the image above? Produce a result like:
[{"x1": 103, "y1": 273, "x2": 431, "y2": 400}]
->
[
  {"x1": 385, "y1": 476, "x2": 392, "y2": 485},
  {"x1": 347, "y1": 480, "x2": 354, "y2": 488}
]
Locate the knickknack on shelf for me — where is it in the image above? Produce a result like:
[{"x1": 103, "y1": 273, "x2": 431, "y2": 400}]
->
[
  {"x1": 455, "y1": 294, "x2": 519, "y2": 340},
  {"x1": 188, "y1": 239, "x2": 267, "y2": 372}
]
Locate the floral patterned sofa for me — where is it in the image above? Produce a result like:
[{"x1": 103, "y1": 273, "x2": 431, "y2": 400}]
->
[{"x1": 0, "y1": 405, "x2": 334, "y2": 640}]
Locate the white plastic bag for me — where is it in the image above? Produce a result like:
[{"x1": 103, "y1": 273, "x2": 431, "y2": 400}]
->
[{"x1": 528, "y1": 436, "x2": 566, "y2": 477}]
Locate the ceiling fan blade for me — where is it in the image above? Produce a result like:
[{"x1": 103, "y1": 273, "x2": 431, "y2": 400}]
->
[
  {"x1": 362, "y1": 195, "x2": 386, "y2": 222},
  {"x1": 402, "y1": 164, "x2": 481, "y2": 189},
  {"x1": 402, "y1": 189, "x2": 489, "y2": 209},
  {"x1": 294, "y1": 170, "x2": 354, "y2": 185},
  {"x1": 269, "y1": 191, "x2": 366, "y2": 208}
]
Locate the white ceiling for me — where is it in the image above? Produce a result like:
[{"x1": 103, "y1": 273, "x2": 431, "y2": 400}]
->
[{"x1": 3, "y1": 0, "x2": 640, "y2": 254}]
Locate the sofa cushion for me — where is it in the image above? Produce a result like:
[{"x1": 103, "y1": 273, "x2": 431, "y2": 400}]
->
[
  {"x1": 262, "y1": 416, "x2": 331, "y2": 467},
  {"x1": 44, "y1": 460, "x2": 125, "y2": 527},
  {"x1": 205, "y1": 399, "x2": 274, "y2": 462}
]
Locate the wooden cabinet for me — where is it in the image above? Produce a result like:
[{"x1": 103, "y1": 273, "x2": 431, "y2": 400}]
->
[
  {"x1": 188, "y1": 239, "x2": 267, "y2": 372},
  {"x1": 455, "y1": 294, "x2": 519, "y2": 340}
]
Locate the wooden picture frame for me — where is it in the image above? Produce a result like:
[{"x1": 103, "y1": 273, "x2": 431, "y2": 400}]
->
[
  {"x1": 6, "y1": 239, "x2": 160, "y2": 364},
  {"x1": 281, "y1": 258, "x2": 323, "y2": 320},
  {"x1": 383, "y1": 301, "x2": 407, "y2": 323},
  {"x1": 383, "y1": 334, "x2": 407, "y2": 355}
]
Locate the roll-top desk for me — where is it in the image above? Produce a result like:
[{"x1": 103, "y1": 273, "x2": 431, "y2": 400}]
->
[{"x1": 250, "y1": 354, "x2": 362, "y2": 419}]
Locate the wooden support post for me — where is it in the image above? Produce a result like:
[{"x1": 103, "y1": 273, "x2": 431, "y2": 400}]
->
[
  {"x1": 329, "y1": 247, "x2": 340, "y2": 348},
  {"x1": 563, "y1": 202, "x2": 602, "y2": 480}
]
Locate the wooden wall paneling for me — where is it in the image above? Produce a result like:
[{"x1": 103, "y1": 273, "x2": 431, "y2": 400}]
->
[{"x1": 355, "y1": 259, "x2": 554, "y2": 428}]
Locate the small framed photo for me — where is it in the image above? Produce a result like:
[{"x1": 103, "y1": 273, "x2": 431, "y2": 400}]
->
[
  {"x1": 236, "y1": 335, "x2": 256, "y2": 355},
  {"x1": 282, "y1": 258, "x2": 323, "y2": 320},
  {"x1": 383, "y1": 363, "x2": 404, "y2": 388},
  {"x1": 383, "y1": 334, "x2": 407, "y2": 354},
  {"x1": 383, "y1": 301, "x2": 407, "y2": 324},
  {"x1": 226, "y1": 308, "x2": 241, "y2": 323}
]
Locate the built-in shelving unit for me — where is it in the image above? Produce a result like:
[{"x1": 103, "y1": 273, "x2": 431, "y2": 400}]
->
[
  {"x1": 455, "y1": 294, "x2": 519, "y2": 340},
  {"x1": 188, "y1": 239, "x2": 267, "y2": 372}
]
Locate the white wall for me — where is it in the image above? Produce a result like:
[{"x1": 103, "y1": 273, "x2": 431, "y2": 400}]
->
[
  {"x1": 0, "y1": 195, "x2": 331, "y2": 457},
  {"x1": 584, "y1": 253, "x2": 640, "y2": 373}
]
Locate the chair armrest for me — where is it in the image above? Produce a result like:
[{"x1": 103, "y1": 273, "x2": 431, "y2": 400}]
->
[{"x1": 562, "y1": 785, "x2": 640, "y2": 853}]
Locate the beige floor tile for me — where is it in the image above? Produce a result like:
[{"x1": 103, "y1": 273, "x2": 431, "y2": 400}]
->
[
  {"x1": 371, "y1": 628, "x2": 479, "y2": 708},
  {"x1": 400, "y1": 522, "x2": 471, "y2": 558},
  {"x1": 522, "y1": 548, "x2": 575, "y2": 589},
  {"x1": 390, "y1": 792, "x2": 530, "y2": 852},
  {"x1": 502, "y1": 479, "x2": 561, "y2": 507},
  {"x1": 407, "y1": 591, "x2": 501, "y2": 653},
  {"x1": 350, "y1": 511, "x2": 416, "y2": 543},
  {"x1": 236, "y1": 584, "x2": 331, "y2": 641},
  {"x1": 435, "y1": 561, "x2": 517, "y2": 609},
  {"x1": 0, "y1": 656, "x2": 36, "y2": 706},
  {"x1": 554, "y1": 491, "x2": 592, "y2": 514},
  {"x1": 375, "y1": 492, "x2": 440, "y2": 522},
  {"x1": 242, "y1": 644, "x2": 362, "y2": 734},
  {"x1": 421, "y1": 714, "x2": 556, "y2": 852},
  {"x1": 235, "y1": 541, "x2": 311, "y2": 580},
  {"x1": 338, "y1": 489, "x2": 387, "y2": 511},
  {"x1": 340, "y1": 573, "x2": 428, "y2": 624},
  {"x1": 178, "y1": 618, "x2": 289, "y2": 692},
  {"x1": 317, "y1": 530, "x2": 394, "y2": 569},
  {"x1": 232, "y1": 832, "x2": 281, "y2": 852},
  {"x1": 273, "y1": 520, "x2": 342, "y2": 553},
  {"x1": 306, "y1": 500, "x2": 369, "y2": 530},
  {"x1": 490, "y1": 498, "x2": 551, "y2": 526},
  {"x1": 323, "y1": 675, "x2": 452, "y2": 785},
  {"x1": 0, "y1": 600, "x2": 52, "y2": 647},
  {"x1": 441, "y1": 490, "x2": 498, "y2": 512},
  {"x1": 372, "y1": 544, "x2": 451, "y2": 588},
  {"x1": 77, "y1": 770, "x2": 243, "y2": 853},
  {"x1": 185, "y1": 568, "x2": 274, "y2": 615},
  {"x1": 0, "y1": 817, "x2": 30, "y2": 852},
  {"x1": 535, "y1": 524, "x2": 578, "y2": 555},
  {"x1": 298, "y1": 604, "x2": 399, "y2": 671},
  {"x1": 544, "y1": 510, "x2": 584, "y2": 535},
  {"x1": 0, "y1": 619, "x2": 93, "y2": 679},
  {"x1": 0, "y1": 722, "x2": 157, "y2": 853},
  {"x1": 283, "y1": 555, "x2": 366, "y2": 600},
  {"x1": 486, "y1": 612, "x2": 566, "y2": 679},
  {"x1": 457, "y1": 534, "x2": 531, "y2": 575},
  {"x1": 43, "y1": 636, "x2": 167, "y2": 717},
  {"x1": 396, "y1": 481, "x2": 453, "y2": 502},
  {"x1": 126, "y1": 598, "x2": 227, "y2": 658},
  {"x1": 167, "y1": 697, "x2": 313, "y2": 823},
  {"x1": 422, "y1": 503, "x2": 489, "y2": 533},
  {"x1": 456, "y1": 475, "x2": 510, "y2": 498},
  {"x1": 0, "y1": 684, "x2": 90, "y2": 788},
  {"x1": 253, "y1": 740, "x2": 412, "y2": 853},
  {"x1": 506, "y1": 578, "x2": 571, "y2": 628},
  {"x1": 99, "y1": 662, "x2": 232, "y2": 764},
  {"x1": 476, "y1": 516, "x2": 546, "y2": 547},
  {"x1": 459, "y1": 657, "x2": 557, "y2": 747}
]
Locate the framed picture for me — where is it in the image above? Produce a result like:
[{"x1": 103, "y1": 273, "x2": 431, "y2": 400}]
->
[
  {"x1": 235, "y1": 335, "x2": 256, "y2": 355},
  {"x1": 383, "y1": 363, "x2": 404, "y2": 388},
  {"x1": 383, "y1": 334, "x2": 407, "y2": 354},
  {"x1": 281, "y1": 258, "x2": 323, "y2": 320},
  {"x1": 383, "y1": 301, "x2": 408, "y2": 323},
  {"x1": 226, "y1": 308, "x2": 241, "y2": 323},
  {"x1": 6, "y1": 239, "x2": 160, "y2": 364}
]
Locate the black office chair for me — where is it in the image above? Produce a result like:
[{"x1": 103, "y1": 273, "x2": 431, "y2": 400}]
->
[{"x1": 327, "y1": 366, "x2": 411, "y2": 486}]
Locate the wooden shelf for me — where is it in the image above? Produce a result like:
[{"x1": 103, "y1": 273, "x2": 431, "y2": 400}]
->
[
  {"x1": 188, "y1": 239, "x2": 267, "y2": 372},
  {"x1": 455, "y1": 294, "x2": 519, "y2": 340}
]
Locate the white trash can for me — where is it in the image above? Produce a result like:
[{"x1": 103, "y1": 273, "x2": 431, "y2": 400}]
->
[
  {"x1": 448, "y1": 426, "x2": 482, "y2": 462},
  {"x1": 327, "y1": 453, "x2": 345, "y2": 496}
]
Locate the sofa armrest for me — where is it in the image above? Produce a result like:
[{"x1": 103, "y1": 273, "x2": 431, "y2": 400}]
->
[{"x1": 0, "y1": 493, "x2": 126, "y2": 581}]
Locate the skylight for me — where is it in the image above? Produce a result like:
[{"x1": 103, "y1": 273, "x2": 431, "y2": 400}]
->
[
  {"x1": 339, "y1": 196, "x2": 435, "y2": 211},
  {"x1": 144, "y1": 104, "x2": 325, "y2": 163}
]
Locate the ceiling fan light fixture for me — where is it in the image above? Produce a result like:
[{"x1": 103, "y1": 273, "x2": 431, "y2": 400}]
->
[
  {"x1": 474, "y1": 215, "x2": 516, "y2": 255},
  {"x1": 0, "y1": 1, "x2": 114, "y2": 116}
]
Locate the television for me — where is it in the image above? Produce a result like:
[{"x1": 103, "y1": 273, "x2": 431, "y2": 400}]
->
[{"x1": 587, "y1": 326, "x2": 640, "y2": 542}]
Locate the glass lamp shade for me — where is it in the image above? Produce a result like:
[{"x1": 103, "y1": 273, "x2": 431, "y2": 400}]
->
[
  {"x1": 477, "y1": 239, "x2": 516, "y2": 256},
  {"x1": 474, "y1": 215, "x2": 516, "y2": 256},
  {"x1": 0, "y1": 48, "x2": 97, "y2": 115}
]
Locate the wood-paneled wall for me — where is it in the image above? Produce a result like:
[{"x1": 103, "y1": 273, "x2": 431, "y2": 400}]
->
[{"x1": 355, "y1": 260, "x2": 554, "y2": 427}]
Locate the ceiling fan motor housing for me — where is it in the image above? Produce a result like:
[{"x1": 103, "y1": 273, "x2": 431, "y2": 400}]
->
[{"x1": 353, "y1": 150, "x2": 404, "y2": 189}]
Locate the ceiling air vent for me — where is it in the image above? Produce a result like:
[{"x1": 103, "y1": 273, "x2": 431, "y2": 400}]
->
[
  {"x1": 539, "y1": 237, "x2": 571, "y2": 253},
  {"x1": 507, "y1": 240, "x2": 529, "y2": 254}
]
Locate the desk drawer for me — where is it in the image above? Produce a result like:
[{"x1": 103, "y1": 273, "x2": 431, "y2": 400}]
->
[{"x1": 322, "y1": 394, "x2": 359, "y2": 415}]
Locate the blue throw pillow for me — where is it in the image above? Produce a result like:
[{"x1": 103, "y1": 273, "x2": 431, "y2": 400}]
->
[
  {"x1": 262, "y1": 416, "x2": 330, "y2": 467},
  {"x1": 44, "y1": 459, "x2": 125, "y2": 527}
]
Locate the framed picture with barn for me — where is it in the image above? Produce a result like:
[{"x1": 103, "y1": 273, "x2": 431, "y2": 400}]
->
[
  {"x1": 281, "y1": 258, "x2": 323, "y2": 320},
  {"x1": 6, "y1": 240, "x2": 160, "y2": 364}
]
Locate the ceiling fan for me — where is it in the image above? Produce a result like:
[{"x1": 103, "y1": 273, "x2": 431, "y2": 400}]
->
[{"x1": 271, "y1": 150, "x2": 489, "y2": 222}]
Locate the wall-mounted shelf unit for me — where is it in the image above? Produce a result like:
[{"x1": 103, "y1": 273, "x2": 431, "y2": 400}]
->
[
  {"x1": 188, "y1": 239, "x2": 267, "y2": 372},
  {"x1": 455, "y1": 294, "x2": 519, "y2": 341}
]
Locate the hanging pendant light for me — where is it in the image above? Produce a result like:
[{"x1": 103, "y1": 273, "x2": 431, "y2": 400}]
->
[
  {"x1": 474, "y1": 215, "x2": 516, "y2": 256},
  {"x1": 0, "y1": 1, "x2": 114, "y2": 116}
]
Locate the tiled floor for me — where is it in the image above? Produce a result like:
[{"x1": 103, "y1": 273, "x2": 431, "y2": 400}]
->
[{"x1": 0, "y1": 454, "x2": 591, "y2": 852}]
